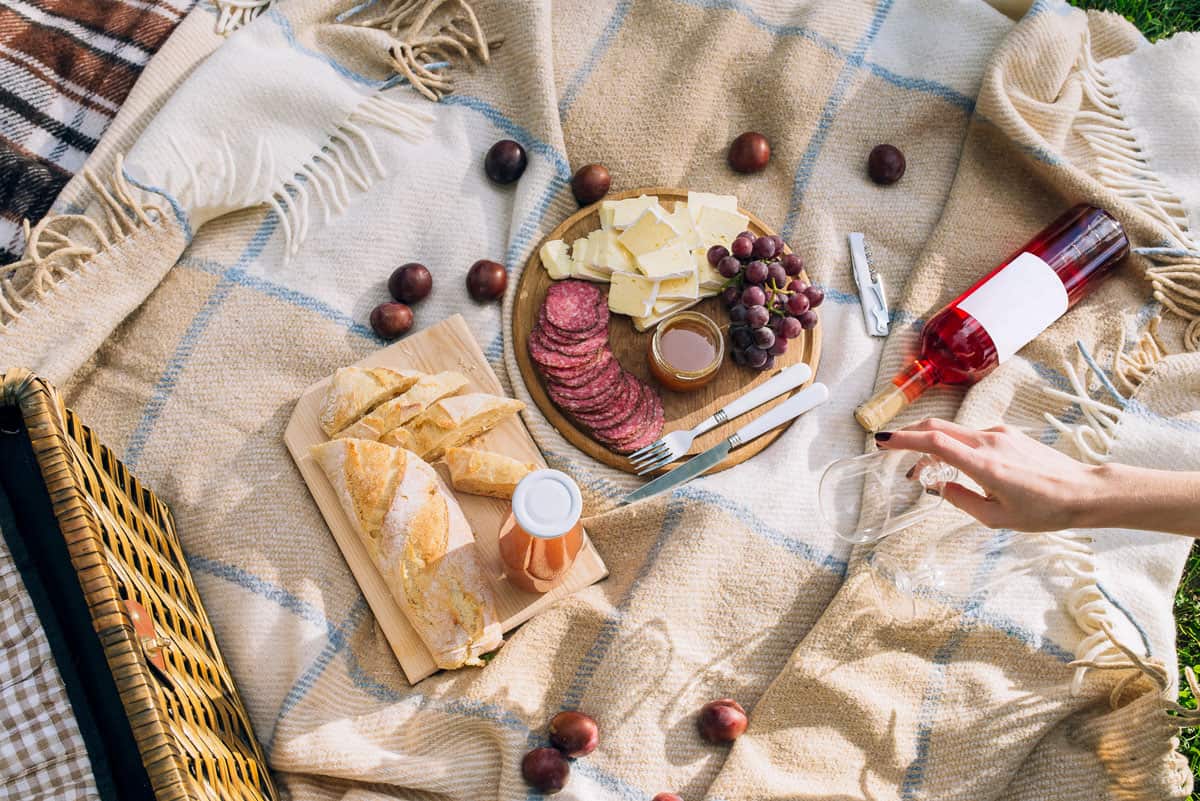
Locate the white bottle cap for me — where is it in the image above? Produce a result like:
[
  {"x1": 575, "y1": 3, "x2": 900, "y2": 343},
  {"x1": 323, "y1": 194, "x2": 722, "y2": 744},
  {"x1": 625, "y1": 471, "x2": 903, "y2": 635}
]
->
[{"x1": 512, "y1": 469, "x2": 582, "y2": 539}]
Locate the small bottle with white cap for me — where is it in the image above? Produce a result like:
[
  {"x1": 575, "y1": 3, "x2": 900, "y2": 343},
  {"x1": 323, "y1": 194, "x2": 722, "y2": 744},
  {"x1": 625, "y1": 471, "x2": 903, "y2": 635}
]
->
[{"x1": 498, "y1": 469, "x2": 584, "y2": 594}]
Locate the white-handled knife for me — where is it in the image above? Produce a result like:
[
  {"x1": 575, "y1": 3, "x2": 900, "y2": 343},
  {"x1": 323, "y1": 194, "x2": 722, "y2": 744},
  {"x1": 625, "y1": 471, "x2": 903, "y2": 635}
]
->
[{"x1": 620, "y1": 383, "x2": 830, "y2": 505}]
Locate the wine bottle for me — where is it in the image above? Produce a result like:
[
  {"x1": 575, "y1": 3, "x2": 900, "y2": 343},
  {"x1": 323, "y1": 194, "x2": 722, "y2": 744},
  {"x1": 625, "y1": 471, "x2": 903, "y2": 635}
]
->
[{"x1": 855, "y1": 205, "x2": 1128, "y2": 431}]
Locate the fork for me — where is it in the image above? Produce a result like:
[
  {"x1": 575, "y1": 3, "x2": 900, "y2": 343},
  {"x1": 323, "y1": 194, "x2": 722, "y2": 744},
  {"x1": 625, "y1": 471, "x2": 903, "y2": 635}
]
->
[{"x1": 628, "y1": 362, "x2": 814, "y2": 475}]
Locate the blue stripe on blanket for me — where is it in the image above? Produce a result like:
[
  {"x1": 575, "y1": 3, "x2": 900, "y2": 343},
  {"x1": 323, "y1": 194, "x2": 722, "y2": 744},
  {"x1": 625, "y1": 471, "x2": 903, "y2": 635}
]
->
[
  {"x1": 559, "y1": 0, "x2": 635, "y2": 118},
  {"x1": 124, "y1": 214, "x2": 279, "y2": 469},
  {"x1": 901, "y1": 529, "x2": 1013, "y2": 799},
  {"x1": 783, "y1": 0, "x2": 897, "y2": 240}
]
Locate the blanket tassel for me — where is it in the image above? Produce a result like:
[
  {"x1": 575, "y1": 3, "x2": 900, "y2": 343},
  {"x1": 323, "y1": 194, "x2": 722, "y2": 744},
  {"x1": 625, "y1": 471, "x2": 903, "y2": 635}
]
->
[{"x1": 1, "y1": 157, "x2": 159, "y2": 328}]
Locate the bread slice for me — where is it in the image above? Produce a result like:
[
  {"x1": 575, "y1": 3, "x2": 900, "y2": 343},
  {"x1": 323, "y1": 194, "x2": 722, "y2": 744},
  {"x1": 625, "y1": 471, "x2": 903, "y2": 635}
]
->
[
  {"x1": 309, "y1": 438, "x2": 502, "y2": 669},
  {"x1": 335, "y1": 371, "x2": 468, "y2": 441},
  {"x1": 383, "y1": 393, "x2": 525, "y2": 461},
  {"x1": 444, "y1": 447, "x2": 536, "y2": 499},
  {"x1": 319, "y1": 367, "x2": 422, "y2": 435}
]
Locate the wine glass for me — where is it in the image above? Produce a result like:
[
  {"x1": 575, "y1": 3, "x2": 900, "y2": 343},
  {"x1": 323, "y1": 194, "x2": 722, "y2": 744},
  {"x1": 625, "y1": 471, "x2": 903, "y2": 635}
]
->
[{"x1": 818, "y1": 449, "x2": 959, "y2": 544}]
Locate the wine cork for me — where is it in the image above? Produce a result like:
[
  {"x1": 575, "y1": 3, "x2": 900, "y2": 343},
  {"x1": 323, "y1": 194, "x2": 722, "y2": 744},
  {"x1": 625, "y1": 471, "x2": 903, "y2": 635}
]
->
[{"x1": 854, "y1": 385, "x2": 910, "y2": 431}]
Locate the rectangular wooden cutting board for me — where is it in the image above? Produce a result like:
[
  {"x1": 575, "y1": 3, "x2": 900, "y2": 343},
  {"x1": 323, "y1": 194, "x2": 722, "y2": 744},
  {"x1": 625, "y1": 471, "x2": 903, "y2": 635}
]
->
[{"x1": 284, "y1": 314, "x2": 608, "y2": 683}]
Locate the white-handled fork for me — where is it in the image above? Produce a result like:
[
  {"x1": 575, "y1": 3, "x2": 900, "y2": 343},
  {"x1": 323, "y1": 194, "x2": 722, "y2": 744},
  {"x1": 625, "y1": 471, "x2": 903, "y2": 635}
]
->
[{"x1": 628, "y1": 362, "x2": 814, "y2": 475}]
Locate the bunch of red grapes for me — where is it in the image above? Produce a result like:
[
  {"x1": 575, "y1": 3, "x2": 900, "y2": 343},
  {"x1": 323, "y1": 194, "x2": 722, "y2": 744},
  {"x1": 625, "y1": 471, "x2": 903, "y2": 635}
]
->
[{"x1": 708, "y1": 232, "x2": 823, "y2": 371}]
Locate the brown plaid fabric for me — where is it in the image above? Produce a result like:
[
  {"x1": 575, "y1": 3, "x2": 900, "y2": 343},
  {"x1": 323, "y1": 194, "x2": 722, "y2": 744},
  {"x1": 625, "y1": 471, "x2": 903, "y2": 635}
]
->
[
  {"x1": 0, "y1": 0, "x2": 195, "y2": 264},
  {"x1": 0, "y1": 536, "x2": 95, "y2": 800}
]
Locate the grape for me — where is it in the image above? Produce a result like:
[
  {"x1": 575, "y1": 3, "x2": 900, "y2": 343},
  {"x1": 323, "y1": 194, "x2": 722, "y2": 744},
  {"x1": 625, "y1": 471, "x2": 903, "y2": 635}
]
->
[
  {"x1": 737, "y1": 230, "x2": 755, "y2": 241},
  {"x1": 728, "y1": 131, "x2": 770, "y2": 173},
  {"x1": 721, "y1": 286, "x2": 740, "y2": 306},
  {"x1": 741, "y1": 285, "x2": 766, "y2": 307},
  {"x1": 868, "y1": 144, "x2": 906, "y2": 185},
  {"x1": 708, "y1": 245, "x2": 729, "y2": 266},
  {"x1": 798, "y1": 310, "x2": 819, "y2": 329},
  {"x1": 729, "y1": 304, "x2": 748, "y2": 323},
  {"x1": 744, "y1": 260, "x2": 768, "y2": 284},
  {"x1": 803, "y1": 285, "x2": 825, "y2": 308},
  {"x1": 751, "y1": 237, "x2": 776, "y2": 260},
  {"x1": 746, "y1": 347, "x2": 769, "y2": 369},
  {"x1": 781, "y1": 316, "x2": 803, "y2": 339},
  {"x1": 730, "y1": 236, "x2": 753, "y2": 260},
  {"x1": 786, "y1": 279, "x2": 807, "y2": 294},
  {"x1": 767, "y1": 263, "x2": 788, "y2": 286},
  {"x1": 731, "y1": 347, "x2": 747, "y2": 366},
  {"x1": 389, "y1": 263, "x2": 432, "y2": 304},
  {"x1": 746, "y1": 305, "x2": 769, "y2": 328},
  {"x1": 549, "y1": 711, "x2": 599, "y2": 758},
  {"x1": 786, "y1": 292, "x2": 810, "y2": 315},
  {"x1": 770, "y1": 337, "x2": 788, "y2": 355},
  {"x1": 753, "y1": 327, "x2": 775, "y2": 349},
  {"x1": 781, "y1": 253, "x2": 804, "y2": 276},
  {"x1": 521, "y1": 748, "x2": 569, "y2": 793},
  {"x1": 718, "y1": 255, "x2": 741, "y2": 278},
  {"x1": 571, "y1": 164, "x2": 611, "y2": 205},
  {"x1": 484, "y1": 140, "x2": 527, "y2": 184},
  {"x1": 466, "y1": 260, "x2": 507, "y2": 301},
  {"x1": 370, "y1": 302, "x2": 413, "y2": 339},
  {"x1": 768, "y1": 315, "x2": 784, "y2": 335},
  {"x1": 731, "y1": 325, "x2": 753, "y2": 349},
  {"x1": 762, "y1": 354, "x2": 776, "y2": 371},
  {"x1": 769, "y1": 235, "x2": 785, "y2": 253}
]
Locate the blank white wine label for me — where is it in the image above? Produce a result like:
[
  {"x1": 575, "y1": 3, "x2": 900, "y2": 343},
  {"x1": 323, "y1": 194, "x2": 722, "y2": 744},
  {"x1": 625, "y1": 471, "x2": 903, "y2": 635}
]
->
[{"x1": 957, "y1": 252, "x2": 1067, "y2": 363}]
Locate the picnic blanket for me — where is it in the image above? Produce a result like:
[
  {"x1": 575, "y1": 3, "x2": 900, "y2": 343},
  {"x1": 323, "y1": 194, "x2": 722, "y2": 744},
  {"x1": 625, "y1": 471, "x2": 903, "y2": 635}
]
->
[
  {"x1": 0, "y1": 0, "x2": 196, "y2": 264},
  {"x1": 2, "y1": 1, "x2": 1200, "y2": 799}
]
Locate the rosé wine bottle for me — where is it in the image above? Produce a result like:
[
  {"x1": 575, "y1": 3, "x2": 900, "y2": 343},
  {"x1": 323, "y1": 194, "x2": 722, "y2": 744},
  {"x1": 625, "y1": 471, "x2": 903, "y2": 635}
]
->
[{"x1": 855, "y1": 205, "x2": 1128, "y2": 431}]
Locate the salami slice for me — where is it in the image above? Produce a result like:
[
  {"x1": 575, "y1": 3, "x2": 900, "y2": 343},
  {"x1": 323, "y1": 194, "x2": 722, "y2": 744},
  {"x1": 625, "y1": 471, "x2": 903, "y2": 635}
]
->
[
  {"x1": 543, "y1": 281, "x2": 605, "y2": 332},
  {"x1": 589, "y1": 383, "x2": 652, "y2": 442},
  {"x1": 570, "y1": 375, "x2": 643, "y2": 427},
  {"x1": 549, "y1": 369, "x2": 628, "y2": 414},
  {"x1": 529, "y1": 337, "x2": 603, "y2": 370},
  {"x1": 538, "y1": 351, "x2": 613, "y2": 387},
  {"x1": 536, "y1": 308, "x2": 608, "y2": 341},
  {"x1": 531, "y1": 327, "x2": 609, "y2": 358},
  {"x1": 543, "y1": 359, "x2": 622, "y2": 403}
]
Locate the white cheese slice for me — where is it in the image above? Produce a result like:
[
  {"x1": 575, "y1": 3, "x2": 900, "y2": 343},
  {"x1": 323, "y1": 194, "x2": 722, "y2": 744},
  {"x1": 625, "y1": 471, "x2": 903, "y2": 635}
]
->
[
  {"x1": 540, "y1": 239, "x2": 573, "y2": 280},
  {"x1": 665, "y1": 202, "x2": 704, "y2": 250},
  {"x1": 693, "y1": 247, "x2": 725, "y2": 290},
  {"x1": 695, "y1": 205, "x2": 750, "y2": 247},
  {"x1": 632, "y1": 297, "x2": 702, "y2": 332},
  {"x1": 635, "y1": 240, "x2": 694, "y2": 280},
  {"x1": 617, "y1": 206, "x2": 679, "y2": 257},
  {"x1": 608, "y1": 270, "x2": 658, "y2": 316},
  {"x1": 584, "y1": 229, "x2": 633, "y2": 273},
  {"x1": 569, "y1": 237, "x2": 609, "y2": 282},
  {"x1": 686, "y1": 192, "x2": 740, "y2": 224},
  {"x1": 599, "y1": 195, "x2": 660, "y2": 230},
  {"x1": 656, "y1": 269, "x2": 700, "y2": 301}
]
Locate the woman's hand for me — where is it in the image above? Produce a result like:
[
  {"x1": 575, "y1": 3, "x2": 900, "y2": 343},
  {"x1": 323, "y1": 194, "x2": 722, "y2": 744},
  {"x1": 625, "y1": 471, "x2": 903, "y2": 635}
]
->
[{"x1": 875, "y1": 419, "x2": 1107, "y2": 532}]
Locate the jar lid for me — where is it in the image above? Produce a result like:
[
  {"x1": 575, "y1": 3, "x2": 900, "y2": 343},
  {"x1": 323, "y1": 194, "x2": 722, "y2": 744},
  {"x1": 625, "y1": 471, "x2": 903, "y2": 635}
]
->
[{"x1": 512, "y1": 469, "x2": 582, "y2": 539}]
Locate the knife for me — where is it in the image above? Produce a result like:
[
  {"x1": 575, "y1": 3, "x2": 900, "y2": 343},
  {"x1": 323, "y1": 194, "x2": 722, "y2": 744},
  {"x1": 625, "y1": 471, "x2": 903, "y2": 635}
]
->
[{"x1": 620, "y1": 382, "x2": 830, "y2": 505}]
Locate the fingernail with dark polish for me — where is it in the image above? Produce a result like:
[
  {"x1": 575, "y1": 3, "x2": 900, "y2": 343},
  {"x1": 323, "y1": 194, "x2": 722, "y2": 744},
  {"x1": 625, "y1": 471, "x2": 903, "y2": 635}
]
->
[
  {"x1": 925, "y1": 487, "x2": 941, "y2": 497},
  {"x1": 874, "y1": 432, "x2": 892, "y2": 442},
  {"x1": 905, "y1": 466, "x2": 915, "y2": 480}
]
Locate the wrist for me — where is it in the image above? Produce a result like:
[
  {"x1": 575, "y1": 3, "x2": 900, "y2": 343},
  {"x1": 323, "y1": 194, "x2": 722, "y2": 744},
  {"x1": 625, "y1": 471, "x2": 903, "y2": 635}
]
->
[{"x1": 1067, "y1": 462, "x2": 1126, "y2": 529}]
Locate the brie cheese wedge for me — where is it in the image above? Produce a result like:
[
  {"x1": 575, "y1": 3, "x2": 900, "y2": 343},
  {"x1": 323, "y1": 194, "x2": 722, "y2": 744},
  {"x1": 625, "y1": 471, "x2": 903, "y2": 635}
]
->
[{"x1": 608, "y1": 270, "x2": 659, "y2": 317}]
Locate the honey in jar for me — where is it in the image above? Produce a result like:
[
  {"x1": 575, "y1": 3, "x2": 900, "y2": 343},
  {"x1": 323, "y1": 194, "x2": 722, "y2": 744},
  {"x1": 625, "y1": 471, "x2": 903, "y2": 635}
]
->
[
  {"x1": 498, "y1": 469, "x2": 584, "y2": 594},
  {"x1": 647, "y1": 311, "x2": 724, "y2": 391}
]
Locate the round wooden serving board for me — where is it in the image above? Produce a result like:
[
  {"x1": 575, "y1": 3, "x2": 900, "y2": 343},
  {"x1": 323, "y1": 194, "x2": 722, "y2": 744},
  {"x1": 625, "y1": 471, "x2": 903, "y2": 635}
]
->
[{"x1": 514, "y1": 187, "x2": 822, "y2": 475}]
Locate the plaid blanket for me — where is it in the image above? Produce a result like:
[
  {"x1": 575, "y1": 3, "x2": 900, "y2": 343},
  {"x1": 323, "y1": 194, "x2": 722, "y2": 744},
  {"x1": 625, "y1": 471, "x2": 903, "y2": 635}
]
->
[
  {"x1": 0, "y1": 0, "x2": 194, "y2": 264},
  {"x1": 4, "y1": 1, "x2": 1200, "y2": 799}
]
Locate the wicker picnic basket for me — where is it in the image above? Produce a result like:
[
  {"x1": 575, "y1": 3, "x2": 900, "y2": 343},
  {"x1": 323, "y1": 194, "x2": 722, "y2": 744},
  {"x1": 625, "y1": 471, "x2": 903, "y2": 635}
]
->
[{"x1": 0, "y1": 368, "x2": 276, "y2": 801}]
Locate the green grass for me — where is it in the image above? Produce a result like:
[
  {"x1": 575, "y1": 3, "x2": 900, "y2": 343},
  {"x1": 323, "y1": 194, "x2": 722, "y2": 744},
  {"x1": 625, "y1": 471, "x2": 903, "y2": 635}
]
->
[
  {"x1": 1069, "y1": 0, "x2": 1200, "y2": 41},
  {"x1": 1064, "y1": 0, "x2": 1200, "y2": 791}
]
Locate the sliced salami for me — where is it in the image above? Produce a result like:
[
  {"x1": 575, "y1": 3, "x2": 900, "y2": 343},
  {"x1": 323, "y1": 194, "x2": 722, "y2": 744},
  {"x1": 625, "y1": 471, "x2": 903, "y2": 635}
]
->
[
  {"x1": 570, "y1": 375, "x2": 643, "y2": 427},
  {"x1": 589, "y1": 384, "x2": 652, "y2": 442},
  {"x1": 531, "y1": 327, "x2": 609, "y2": 358},
  {"x1": 529, "y1": 337, "x2": 602, "y2": 370},
  {"x1": 543, "y1": 359, "x2": 622, "y2": 402},
  {"x1": 536, "y1": 310, "x2": 608, "y2": 343},
  {"x1": 539, "y1": 352, "x2": 613, "y2": 387},
  {"x1": 549, "y1": 372, "x2": 627, "y2": 414},
  {"x1": 543, "y1": 281, "x2": 605, "y2": 332}
]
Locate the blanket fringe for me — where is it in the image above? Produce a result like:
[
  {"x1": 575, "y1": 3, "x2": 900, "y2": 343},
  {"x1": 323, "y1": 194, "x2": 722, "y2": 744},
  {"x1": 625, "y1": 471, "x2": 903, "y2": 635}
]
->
[
  {"x1": 1035, "y1": 340, "x2": 1198, "y2": 798},
  {"x1": 1, "y1": 156, "x2": 160, "y2": 328},
  {"x1": 1074, "y1": 31, "x2": 1200, "y2": 351},
  {"x1": 349, "y1": 0, "x2": 502, "y2": 101},
  {"x1": 212, "y1": 0, "x2": 272, "y2": 35},
  {"x1": 160, "y1": 95, "x2": 433, "y2": 258}
]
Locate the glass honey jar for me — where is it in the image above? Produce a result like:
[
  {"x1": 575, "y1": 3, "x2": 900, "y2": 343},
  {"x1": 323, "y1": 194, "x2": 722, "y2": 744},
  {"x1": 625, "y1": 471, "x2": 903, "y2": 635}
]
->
[
  {"x1": 647, "y1": 311, "x2": 724, "y2": 392},
  {"x1": 498, "y1": 469, "x2": 584, "y2": 594}
]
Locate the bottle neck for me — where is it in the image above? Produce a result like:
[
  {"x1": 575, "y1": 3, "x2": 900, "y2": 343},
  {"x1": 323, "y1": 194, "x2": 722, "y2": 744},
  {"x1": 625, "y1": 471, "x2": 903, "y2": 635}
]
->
[{"x1": 854, "y1": 360, "x2": 939, "y2": 431}]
